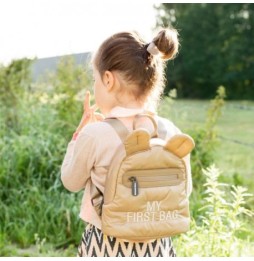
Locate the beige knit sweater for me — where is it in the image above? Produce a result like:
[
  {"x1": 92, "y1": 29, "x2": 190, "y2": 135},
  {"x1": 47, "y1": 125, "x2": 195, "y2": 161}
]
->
[{"x1": 60, "y1": 106, "x2": 192, "y2": 229}]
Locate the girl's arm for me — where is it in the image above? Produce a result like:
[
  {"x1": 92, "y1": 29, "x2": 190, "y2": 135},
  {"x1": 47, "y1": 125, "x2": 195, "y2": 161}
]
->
[
  {"x1": 60, "y1": 130, "x2": 96, "y2": 192},
  {"x1": 60, "y1": 91, "x2": 104, "y2": 192}
]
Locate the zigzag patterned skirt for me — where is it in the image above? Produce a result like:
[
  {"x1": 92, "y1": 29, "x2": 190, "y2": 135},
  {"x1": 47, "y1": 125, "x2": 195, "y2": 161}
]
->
[{"x1": 77, "y1": 223, "x2": 176, "y2": 257}]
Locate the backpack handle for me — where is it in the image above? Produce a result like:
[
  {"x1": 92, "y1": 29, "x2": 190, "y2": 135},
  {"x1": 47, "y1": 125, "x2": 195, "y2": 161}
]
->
[{"x1": 133, "y1": 113, "x2": 158, "y2": 138}]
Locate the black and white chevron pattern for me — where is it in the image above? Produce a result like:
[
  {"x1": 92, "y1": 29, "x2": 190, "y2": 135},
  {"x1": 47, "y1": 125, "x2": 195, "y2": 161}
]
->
[{"x1": 77, "y1": 224, "x2": 176, "y2": 257}]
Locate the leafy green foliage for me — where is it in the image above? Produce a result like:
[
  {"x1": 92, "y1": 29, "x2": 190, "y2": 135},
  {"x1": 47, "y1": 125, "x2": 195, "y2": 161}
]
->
[
  {"x1": 190, "y1": 86, "x2": 226, "y2": 184},
  {"x1": 173, "y1": 165, "x2": 254, "y2": 256},
  {"x1": 0, "y1": 56, "x2": 89, "y2": 250},
  {"x1": 156, "y1": 4, "x2": 254, "y2": 99},
  {"x1": 0, "y1": 59, "x2": 32, "y2": 132}
]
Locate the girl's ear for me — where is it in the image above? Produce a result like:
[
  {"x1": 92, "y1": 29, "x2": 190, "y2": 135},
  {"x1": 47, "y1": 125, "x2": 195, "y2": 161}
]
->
[{"x1": 103, "y1": 70, "x2": 115, "y2": 92}]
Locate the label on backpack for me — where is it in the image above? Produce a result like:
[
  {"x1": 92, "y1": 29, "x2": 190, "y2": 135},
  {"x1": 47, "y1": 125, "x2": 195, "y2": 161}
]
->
[{"x1": 126, "y1": 201, "x2": 180, "y2": 223}]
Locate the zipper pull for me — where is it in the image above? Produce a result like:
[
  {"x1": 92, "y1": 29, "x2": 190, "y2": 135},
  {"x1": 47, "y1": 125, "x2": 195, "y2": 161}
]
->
[{"x1": 129, "y1": 176, "x2": 139, "y2": 196}]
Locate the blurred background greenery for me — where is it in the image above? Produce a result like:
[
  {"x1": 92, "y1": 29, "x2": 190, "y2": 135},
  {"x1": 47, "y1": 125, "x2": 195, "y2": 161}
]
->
[
  {"x1": 157, "y1": 3, "x2": 254, "y2": 100},
  {"x1": 0, "y1": 3, "x2": 253, "y2": 257}
]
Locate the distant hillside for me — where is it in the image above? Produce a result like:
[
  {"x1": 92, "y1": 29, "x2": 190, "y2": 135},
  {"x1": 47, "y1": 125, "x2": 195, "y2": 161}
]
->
[{"x1": 30, "y1": 52, "x2": 91, "y2": 82}]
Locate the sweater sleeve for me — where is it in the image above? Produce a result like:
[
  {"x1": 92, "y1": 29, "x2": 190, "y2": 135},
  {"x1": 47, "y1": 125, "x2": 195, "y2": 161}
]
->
[{"x1": 60, "y1": 131, "x2": 96, "y2": 192}]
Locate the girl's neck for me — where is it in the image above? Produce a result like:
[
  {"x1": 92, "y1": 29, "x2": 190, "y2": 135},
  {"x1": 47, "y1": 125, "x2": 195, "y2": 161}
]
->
[{"x1": 114, "y1": 96, "x2": 145, "y2": 109}]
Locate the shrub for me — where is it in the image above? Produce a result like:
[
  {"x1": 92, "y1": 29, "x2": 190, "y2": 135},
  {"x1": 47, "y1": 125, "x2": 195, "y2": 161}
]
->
[
  {"x1": 0, "y1": 57, "x2": 89, "y2": 248},
  {"x1": 173, "y1": 165, "x2": 254, "y2": 256}
]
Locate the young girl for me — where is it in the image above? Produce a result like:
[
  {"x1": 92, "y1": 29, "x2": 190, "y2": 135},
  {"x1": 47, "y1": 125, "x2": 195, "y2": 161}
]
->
[{"x1": 61, "y1": 28, "x2": 192, "y2": 257}]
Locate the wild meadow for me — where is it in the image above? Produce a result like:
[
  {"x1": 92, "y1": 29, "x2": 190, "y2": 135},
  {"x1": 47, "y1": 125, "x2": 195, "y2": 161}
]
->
[{"x1": 0, "y1": 57, "x2": 253, "y2": 256}]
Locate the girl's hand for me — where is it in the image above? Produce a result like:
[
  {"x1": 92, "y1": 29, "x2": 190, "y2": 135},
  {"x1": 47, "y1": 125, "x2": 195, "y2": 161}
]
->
[{"x1": 75, "y1": 91, "x2": 105, "y2": 133}]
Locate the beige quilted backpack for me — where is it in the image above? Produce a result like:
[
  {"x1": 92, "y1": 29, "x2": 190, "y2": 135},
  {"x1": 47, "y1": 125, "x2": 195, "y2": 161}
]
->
[{"x1": 91, "y1": 113, "x2": 195, "y2": 241}]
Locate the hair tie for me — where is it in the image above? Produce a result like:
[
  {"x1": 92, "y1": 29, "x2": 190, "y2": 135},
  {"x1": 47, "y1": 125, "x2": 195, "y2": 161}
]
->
[{"x1": 146, "y1": 42, "x2": 160, "y2": 56}]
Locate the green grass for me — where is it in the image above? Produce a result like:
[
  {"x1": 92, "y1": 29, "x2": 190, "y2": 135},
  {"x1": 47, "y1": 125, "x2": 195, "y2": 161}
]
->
[
  {"x1": 0, "y1": 243, "x2": 77, "y2": 257},
  {"x1": 159, "y1": 98, "x2": 254, "y2": 252},
  {"x1": 159, "y1": 99, "x2": 254, "y2": 191}
]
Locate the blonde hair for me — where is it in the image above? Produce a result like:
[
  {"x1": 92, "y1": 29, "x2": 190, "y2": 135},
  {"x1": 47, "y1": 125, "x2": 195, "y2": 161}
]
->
[{"x1": 92, "y1": 27, "x2": 179, "y2": 111}]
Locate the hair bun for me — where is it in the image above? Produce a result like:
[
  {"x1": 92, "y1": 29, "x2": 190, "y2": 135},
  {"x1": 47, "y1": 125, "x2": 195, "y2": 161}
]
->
[{"x1": 152, "y1": 28, "x2": 179, "y2": 60}]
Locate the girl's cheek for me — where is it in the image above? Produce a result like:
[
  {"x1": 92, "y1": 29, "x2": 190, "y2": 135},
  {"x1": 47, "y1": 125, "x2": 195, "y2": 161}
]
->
[
  {"x1": 94, "y1": 93, "x2": 100, "y2": 107},
  {"x1": 93, "y1": 86, "x2": 97, "y2": 100}
]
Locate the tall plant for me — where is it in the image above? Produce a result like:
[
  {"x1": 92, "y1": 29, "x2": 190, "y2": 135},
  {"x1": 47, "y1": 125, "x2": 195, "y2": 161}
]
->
[
  {"x1": 174, "y1": 165, "x2": 254, "y2": 256},
  {"x1": 0, "y1": 59, "x2": 32, "y2": 133}
]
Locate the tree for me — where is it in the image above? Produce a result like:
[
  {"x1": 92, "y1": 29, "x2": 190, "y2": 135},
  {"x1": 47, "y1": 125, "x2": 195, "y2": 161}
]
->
[{"x1": 156, "y1": 4, "x2": 254, "y2": 99}]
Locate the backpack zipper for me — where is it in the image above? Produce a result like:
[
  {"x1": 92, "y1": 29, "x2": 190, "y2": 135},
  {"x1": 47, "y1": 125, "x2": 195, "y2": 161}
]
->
[
  {"x1": 129, "y1": 176, "x2": 139, "y2": 196},
  {"x1": 124, "y1": 168, "x2": 184, "y2": 192}
]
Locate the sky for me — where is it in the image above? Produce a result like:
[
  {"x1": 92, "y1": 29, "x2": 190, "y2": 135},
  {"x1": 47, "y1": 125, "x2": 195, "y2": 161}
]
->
[{"x1": 0, "y1": 0, "x2": 159, "y2": 66}]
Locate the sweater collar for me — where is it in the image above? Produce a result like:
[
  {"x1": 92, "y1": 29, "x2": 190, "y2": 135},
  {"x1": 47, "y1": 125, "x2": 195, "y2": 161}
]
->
[{"x1": 106, "y1": 106, "x2": 155, "y2": 118}]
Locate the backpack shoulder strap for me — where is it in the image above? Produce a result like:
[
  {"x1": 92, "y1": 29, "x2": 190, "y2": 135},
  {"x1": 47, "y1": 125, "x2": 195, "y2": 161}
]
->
[
  {"x1": 91, "y1": 117, "x2": 129, "y2": 217},
  {"x1": 104, "y1": 117, "x2": 130, "y2": 143},
  {"x1": 105, "y1": 116, "x2": 168, "y2": 141},
  {"x1": 157, "y1": 118, "x2": 168, "y2": 140}
]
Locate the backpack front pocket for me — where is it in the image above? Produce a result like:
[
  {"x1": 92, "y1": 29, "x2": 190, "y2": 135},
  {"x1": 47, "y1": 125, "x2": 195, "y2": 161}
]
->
[{"x1": 122, "y1": 168, "x2": 185, "y2": 194}]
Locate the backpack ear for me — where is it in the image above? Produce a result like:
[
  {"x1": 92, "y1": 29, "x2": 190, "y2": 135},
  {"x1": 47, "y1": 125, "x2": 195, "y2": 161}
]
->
[
  {"x1": 124, "y1": 129, "x2": 150, "y2": 156},
  {"x1": 164, "y1": 134, "x2": 195, "y2": 158}
]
